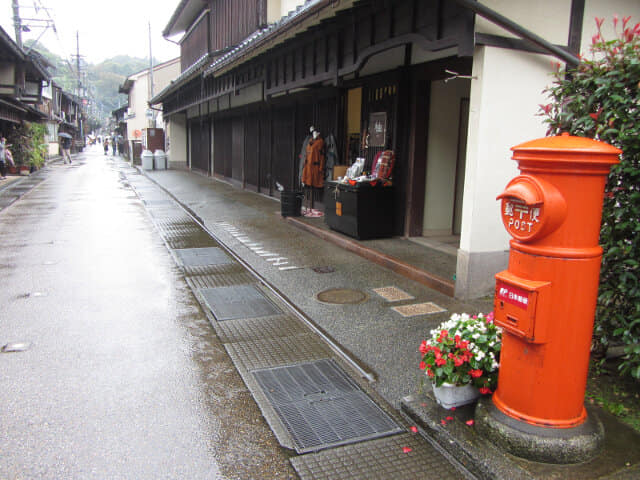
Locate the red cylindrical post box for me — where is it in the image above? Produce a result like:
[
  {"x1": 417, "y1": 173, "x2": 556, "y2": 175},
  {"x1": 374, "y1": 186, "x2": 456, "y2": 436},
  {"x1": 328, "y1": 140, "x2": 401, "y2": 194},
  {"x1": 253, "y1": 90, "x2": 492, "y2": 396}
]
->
[{"x1": 492, "y1": 133, "x2": 619, "y2": 428}]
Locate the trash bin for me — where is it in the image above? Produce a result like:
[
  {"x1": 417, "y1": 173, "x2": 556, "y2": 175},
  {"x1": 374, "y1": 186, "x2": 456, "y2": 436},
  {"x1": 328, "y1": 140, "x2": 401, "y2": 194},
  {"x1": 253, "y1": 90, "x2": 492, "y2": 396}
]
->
[
  {"x1": 153, "y1": 149, "x2": 167, "y2": 170},
  {"x1": 280, "y1": 190, "x2": 303, "y2": 217},
  {"x1": 141, "y1": 149, "x2": 154, "y2": 170}
]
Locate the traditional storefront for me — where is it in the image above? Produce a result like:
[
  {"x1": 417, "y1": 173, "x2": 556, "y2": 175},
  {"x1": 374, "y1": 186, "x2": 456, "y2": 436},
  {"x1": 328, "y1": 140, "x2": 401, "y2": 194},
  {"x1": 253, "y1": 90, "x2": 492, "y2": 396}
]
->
[{"x1": 154, "y1": 0, "x2": 638, "y2": 298}]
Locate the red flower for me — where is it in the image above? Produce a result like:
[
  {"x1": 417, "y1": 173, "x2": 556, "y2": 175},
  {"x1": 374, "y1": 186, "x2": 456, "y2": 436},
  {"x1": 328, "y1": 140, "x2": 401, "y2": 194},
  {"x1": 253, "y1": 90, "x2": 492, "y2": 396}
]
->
[
  {"x1": 466, "y1": 420, "x2": 475, "y2": 426},
  {"x1": 446, "y1": 416, "x2": 454, "y2": 421},
  {"x1": 623, "y1": 16, "x2": 632, "y2": 28},
  {"x1": 613, "y1": 14, "x2": 619, "y2": 28},
  {"x1": 595, "y1": 17, "x2": 605, "y2": 30},
  {"x1": 478, "y1": 387, "x2": 492, "y2": 395},
  {"x1": 419, "y1": 361, "x2": 427, "y2": 370},
  {"x1": 419, "y1": 341, "x2": 429, "y2": 354},
  {"x1": 402, "y1": 446, "x2": 412, "y2": 454},
  {"x1": 469, "y1": 369, "x2": 483, "y2": 378},
  {"x1": 435, "y1": 357, "x2": 447, "y2": 366},
  {"x1": 453, "y1": 357, "x2": 464, "y2": 367},
  {"x1": 426, "y1": 369, "x2": 434, "y2": 378}
]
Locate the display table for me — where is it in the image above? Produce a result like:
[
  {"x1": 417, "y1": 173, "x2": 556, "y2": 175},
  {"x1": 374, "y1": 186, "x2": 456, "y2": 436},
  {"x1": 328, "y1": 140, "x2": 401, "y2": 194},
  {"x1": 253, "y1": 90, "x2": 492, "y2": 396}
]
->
[{"x1": 324, "y1": 181, "x2": 394, "y2": 240}]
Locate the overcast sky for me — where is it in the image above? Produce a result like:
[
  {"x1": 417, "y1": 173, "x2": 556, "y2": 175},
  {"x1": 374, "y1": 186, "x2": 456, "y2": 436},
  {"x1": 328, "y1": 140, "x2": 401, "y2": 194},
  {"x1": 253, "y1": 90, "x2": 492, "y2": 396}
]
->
[{"x1": 1, "y1": 0, "x2": 181, "y2": 64}]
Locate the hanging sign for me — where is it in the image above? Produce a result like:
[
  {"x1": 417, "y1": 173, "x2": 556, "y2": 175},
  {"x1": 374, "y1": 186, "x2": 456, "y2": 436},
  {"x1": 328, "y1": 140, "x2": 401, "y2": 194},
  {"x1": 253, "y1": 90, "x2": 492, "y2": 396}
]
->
[{"x1": 368, "y1": 112, "x2": 387, "y2": 147}]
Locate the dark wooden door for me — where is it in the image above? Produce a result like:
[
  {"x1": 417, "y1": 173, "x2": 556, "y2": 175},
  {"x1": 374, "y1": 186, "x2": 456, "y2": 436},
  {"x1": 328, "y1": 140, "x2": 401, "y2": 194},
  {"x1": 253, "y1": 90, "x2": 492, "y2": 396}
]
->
[{"x1": 190, "y1": 118, "x2": 210, "y2": 173}]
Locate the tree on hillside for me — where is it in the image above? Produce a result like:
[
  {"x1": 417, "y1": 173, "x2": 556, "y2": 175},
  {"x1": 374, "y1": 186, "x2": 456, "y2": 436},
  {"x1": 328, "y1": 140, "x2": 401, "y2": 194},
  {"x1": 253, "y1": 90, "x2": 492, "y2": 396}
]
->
[{"x1": 27, "y1": 41, "x2": 153, "y2": 126}]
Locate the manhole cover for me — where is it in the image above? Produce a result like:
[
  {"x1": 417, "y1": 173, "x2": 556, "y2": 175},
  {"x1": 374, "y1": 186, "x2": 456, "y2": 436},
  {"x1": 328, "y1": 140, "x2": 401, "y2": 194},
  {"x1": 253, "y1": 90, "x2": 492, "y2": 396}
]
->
[
  {"x1": 316, "y1": 288, "x2": 368, "y2": 305},
  {"x1": 253, "y1": 359, "x2": 402, "y2": 453}
]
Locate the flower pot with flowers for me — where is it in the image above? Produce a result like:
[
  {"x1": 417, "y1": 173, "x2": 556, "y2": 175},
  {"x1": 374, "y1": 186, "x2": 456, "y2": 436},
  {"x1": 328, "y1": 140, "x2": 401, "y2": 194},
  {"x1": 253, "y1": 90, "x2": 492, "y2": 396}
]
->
[{"x1": 419, "y1": 312, "x2": 501, "y2": 409}]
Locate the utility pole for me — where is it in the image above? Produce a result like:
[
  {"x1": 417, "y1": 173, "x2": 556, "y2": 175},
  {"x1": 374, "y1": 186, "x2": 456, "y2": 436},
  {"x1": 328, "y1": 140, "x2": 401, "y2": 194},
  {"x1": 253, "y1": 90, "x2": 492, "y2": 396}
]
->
[
  {"x1": 76, "y1": 31, "x2": 81, "y2": 96},
  {"x1": 12, "y1": 0, "x2": 22, "y2": 48},
  {"x1": 148, "y1": 21, "x2": 156, "y2": 128},
  {"x1": 72, "y1": 31, "x2": 85, "y2": 139}
]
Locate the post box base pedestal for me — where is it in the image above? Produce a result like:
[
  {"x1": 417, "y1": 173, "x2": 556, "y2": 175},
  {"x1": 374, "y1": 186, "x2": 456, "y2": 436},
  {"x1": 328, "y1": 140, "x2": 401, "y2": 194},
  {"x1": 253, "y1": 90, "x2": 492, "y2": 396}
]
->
[{"x1": 475, "y1": 397, "x2": 604, "y2": 464}]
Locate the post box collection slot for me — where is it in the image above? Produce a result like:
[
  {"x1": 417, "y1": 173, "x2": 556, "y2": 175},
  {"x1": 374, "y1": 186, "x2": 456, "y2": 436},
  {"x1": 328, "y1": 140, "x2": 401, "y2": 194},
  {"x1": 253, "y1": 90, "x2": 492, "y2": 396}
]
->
[{"x1": 506, "y1": 315, "x2": 519, "y2": 326}]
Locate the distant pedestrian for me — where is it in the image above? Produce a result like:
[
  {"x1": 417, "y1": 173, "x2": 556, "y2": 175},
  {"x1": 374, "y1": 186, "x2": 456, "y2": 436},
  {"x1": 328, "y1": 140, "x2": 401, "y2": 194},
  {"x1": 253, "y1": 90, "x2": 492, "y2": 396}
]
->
[
  {"x1": 104, "y1": 138, "x2": 109, "y2": 155},
  {"x1": 61, "y1": 135, "x2": 72, "y2": 164},
  {"x1": 0, "y1": 137, "x2": 7, "y2": 179},
  {"x1": 112, "y1": 137, "x2": 117, "y2": 156}
]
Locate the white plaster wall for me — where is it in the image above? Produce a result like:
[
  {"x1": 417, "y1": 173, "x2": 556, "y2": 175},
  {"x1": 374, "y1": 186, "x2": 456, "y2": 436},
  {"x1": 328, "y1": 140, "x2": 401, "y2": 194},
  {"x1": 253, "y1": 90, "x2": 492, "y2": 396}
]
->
[
  {"x1": 267, "y1": 0, "x2": 306, "y2": 23},
  {"x1": 230, "y1": 83, "x2": 264, "y2": 108},
  {"x1": 126, "y1": 75, "x2": 149, "y2": 136},
  {"x1": 359, "y1": 46, "x2": 405, "y2": 77},
  {"x1": 280, "y1": 0, "x2": 306, "y2": 18},
  {"x1": 168, "y1": 114, "x2": 187, "y2": 165},
  {"x1": 461, "y1": 46, "x2": 553, "y2": 254},
  {"x1": 476, "y1": 0, "x2": 571, "y2": 45},
  {"x1": 423, "y1": 79, "x2": 470, "y2": 235}
]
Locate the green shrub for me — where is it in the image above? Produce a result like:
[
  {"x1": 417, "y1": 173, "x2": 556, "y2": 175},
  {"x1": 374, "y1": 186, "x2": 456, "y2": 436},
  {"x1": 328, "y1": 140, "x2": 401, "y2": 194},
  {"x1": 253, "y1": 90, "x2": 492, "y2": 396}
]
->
[
  {"x1": 6, "y1": 121, "x2": 48, "y2": 168},
  {"x1": 541, "y1": 16, "x2": 640, "y2": 379}
]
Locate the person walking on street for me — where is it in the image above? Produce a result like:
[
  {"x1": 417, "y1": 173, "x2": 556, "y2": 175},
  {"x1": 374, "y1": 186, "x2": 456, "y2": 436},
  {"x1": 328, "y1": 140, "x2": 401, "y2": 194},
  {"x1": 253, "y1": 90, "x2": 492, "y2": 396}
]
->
[
  {"x1": 61, "y1": 136, "x2": 72, "y2": 164},
  {"x1": 0, "y1": 137, "x2": 7, "y2": 179},
  {"x1": 104, "y1": 138, "x2": 109, "y2": 156},
  {"x1": 112, "y1": 137, "x2": 117, "y2": 156}
]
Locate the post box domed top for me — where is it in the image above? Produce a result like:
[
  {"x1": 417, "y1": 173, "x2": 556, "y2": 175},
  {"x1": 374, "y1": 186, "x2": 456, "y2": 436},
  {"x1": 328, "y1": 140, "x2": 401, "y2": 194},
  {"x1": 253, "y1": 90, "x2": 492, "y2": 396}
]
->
[
  {"x1": 512, "y1": 133, "x2": 621, "y2": 155},
  {"x1": 511, "y1": 133, "x2": 620, "y2": 174}
]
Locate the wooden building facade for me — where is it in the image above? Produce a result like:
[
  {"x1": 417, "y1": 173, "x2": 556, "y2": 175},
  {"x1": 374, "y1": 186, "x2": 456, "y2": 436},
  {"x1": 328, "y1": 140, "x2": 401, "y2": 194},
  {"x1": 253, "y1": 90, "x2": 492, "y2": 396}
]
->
[
  {"x1": 154, "y1": 0, "x2": 630, "y2": 298},
  {"x1": 157, "y1": 0, "x2": 474, "y2": 238}
]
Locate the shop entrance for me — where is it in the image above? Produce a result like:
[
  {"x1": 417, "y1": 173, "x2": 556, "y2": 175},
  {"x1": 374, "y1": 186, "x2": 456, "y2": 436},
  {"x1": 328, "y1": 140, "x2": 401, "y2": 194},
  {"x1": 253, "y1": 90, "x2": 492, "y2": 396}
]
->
[{"x1": 420, "y1": 78, "x2": 470, "y2": 250}]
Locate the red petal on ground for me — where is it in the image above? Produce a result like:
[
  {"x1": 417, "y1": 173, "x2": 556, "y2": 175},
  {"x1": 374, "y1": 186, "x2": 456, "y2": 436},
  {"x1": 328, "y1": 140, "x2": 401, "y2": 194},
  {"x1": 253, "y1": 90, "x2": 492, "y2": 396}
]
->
[
  {"x1": 466, "y1": 420, "x2": 475, "y2": 426},
  {"x1": 409, "y1": 426, "x2": 418, "y2": 433},
  {"x1": 402, "y1": 447, "x2": 412, "y2": 453}
]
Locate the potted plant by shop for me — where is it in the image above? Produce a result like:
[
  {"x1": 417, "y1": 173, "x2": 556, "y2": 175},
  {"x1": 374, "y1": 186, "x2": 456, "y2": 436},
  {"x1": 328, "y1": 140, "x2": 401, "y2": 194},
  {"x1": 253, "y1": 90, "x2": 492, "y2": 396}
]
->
[
  {"x1": 419, "y1": 312, "x2": 501, "y2": 409},
  {"x1": 6, "y1": 122, "x2": 47, "y2": 174}
]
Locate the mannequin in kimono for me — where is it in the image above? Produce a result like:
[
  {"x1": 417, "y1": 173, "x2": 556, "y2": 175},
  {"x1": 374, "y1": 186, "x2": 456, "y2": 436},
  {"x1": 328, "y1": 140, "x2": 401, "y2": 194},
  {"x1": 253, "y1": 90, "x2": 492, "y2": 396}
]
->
[{"x1": 301, "y1": 130, "x2": 325, "y2": 211}]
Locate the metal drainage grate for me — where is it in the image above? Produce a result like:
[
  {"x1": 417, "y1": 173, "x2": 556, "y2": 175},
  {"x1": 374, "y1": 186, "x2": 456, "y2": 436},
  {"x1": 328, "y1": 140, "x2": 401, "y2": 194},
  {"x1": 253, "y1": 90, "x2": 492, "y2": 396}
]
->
[
  {"x1": 253, "y1": 359, "x2": 402, "y2": 453},
  {"x1": 316, "y1": 288, "x2": 368, "y2": 305},
  {"x1": 200, "y1": 284, "x2": 281, "y2": 321},
  {"x1": 174, "y1": 247, "x2": 233, "y2": 267}
]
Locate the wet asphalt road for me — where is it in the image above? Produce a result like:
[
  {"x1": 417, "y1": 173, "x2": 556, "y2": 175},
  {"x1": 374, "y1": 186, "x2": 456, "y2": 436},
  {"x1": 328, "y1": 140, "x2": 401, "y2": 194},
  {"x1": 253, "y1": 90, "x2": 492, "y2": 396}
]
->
[{"x1": 0, "y1": 149, "x2": 296, "y2": 479}]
